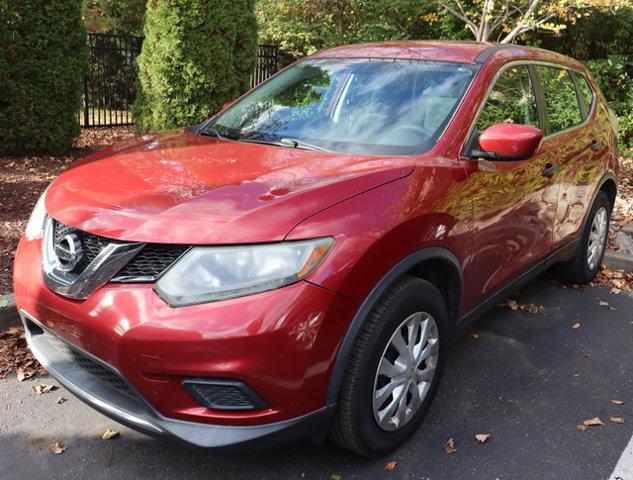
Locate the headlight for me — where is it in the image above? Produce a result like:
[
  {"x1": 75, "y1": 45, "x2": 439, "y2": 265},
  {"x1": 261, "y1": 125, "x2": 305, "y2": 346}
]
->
[
  {"x1": 155, "y1": 237, "x2": 334, "y2": 307},
  {"x1": 25, "y1": 186, "x2": 49, "y2": 240}
]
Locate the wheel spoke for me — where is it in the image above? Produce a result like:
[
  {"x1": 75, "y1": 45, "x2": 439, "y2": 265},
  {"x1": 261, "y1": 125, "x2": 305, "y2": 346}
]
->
[{"x1": 377, "y1": 358, "x2": 406, "y2": 378}]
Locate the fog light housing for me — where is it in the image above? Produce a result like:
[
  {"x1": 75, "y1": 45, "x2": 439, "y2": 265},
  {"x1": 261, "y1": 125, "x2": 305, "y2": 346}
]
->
[{"x1": 182, "y1": 378, "x2": 268, "y2": 411}]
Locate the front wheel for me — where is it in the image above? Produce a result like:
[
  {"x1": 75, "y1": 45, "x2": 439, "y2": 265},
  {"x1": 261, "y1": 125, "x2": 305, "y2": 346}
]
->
[
  {"x1": 329, "y1": 275, "x2": 448, "y2": 456},
  {"x1": 556, "y1": 191, "x2": 610, "y2": 284}
]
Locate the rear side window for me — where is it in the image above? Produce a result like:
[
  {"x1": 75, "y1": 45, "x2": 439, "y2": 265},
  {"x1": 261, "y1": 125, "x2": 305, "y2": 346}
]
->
[
  {"x1": 575, "y1": 73, "x2": 595, "y2": 117},
  {"x1": 477, "y1": 65, "x2": 539, "y2": 132},
  {"x1": 537, "y1": 66, "x2": 583, "y2": 134}
]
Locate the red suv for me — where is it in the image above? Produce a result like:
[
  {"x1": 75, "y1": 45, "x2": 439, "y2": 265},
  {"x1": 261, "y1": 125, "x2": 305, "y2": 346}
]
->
[{"x1": 14, "y1": 41, "x2": 618, "y2": 456}]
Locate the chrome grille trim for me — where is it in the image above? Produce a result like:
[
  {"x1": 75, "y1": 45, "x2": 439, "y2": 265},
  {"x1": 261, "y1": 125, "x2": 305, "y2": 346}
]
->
[{"x1": 42, "y1": 216, "x2": 145, "y2": 300}]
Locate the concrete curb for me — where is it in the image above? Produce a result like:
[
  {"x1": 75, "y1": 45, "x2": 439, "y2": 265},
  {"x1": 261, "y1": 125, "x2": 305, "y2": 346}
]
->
[
  {"x1": 604, "y1": 250, "x2": 633, "y2": 272},
  {"x1": 0, "y1": 294, "x2": 20, "y2": 331}
]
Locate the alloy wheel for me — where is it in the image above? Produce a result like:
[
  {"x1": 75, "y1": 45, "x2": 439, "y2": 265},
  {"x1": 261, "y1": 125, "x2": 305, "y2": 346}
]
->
[
  {"x1": 587, "y1": 206, "x2": 608, "y2": 271},
  {"x1": 372, "y1": 312, "x2": 439, "y2": 432}
]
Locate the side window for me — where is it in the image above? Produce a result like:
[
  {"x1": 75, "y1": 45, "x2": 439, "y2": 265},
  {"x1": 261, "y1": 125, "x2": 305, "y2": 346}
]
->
[
  {"x1": 575, "y1": 73, "x2": 595, "y2": 118},
  {"x1": 537, "y1": 66, "x2": 583, "y2": 133},
  {"x1": 476, "y1": 65, "x2": 539, "y2": 133}
]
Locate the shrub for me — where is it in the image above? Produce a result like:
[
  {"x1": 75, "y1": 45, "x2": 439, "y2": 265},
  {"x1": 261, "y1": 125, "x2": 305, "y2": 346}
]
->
[
  {"x1": 0, "y1": 0, "x2": 87, "y2": 156},
  {"x1": 133, "y1": 0, "x2": 258, "y2": 133},
  {"x1": 586, "y1": 56, "x2": 633, "y2": 151}
]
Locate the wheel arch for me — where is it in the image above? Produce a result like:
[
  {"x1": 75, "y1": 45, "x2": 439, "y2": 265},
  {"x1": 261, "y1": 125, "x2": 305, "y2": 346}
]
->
[{"x1": 325, "y1": 247, "x2": 463, "y2": 406}]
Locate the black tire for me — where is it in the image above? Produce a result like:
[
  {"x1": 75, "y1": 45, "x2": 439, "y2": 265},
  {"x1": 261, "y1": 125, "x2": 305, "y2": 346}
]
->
[
  {"x1": 328, "y1": 275, "x2": 448, "y2": 456},
  {"x1": 556, "y1": 191, "x2": 610, "y2": 284}
]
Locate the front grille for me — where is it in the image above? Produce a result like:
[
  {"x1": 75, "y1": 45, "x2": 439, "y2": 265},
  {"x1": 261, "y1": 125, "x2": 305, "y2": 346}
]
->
[
  {"x1": 52, "y1": 219, "x2": 187, "y2": 282},
  {"x1": 35, "y1": 324, "x2": 138, "y2": 399},
  {"x1": 114, "y1": 244, "x2": 188, "y2": 280}
]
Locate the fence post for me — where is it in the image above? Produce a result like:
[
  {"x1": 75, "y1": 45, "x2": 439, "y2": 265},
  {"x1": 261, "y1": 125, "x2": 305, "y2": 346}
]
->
[{"x1": 83, "y1": 73, "x2": 89, "y2": 127}]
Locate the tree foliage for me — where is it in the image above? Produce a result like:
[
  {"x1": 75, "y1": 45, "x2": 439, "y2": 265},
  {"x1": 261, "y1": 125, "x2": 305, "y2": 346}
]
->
[
  {"x1": 440, "y1": 0, "x2": 631, "y2": 44},
  {"x1": 256, "y1": 0, "x2": 464, "y2": 58},
  {"x1": 0, "y1": 0, "x2": 87, "y2": 155},
  {"x1": 83, "y1": 0, "x2": 145, "y2": 35},
  {"x1": 133, "y1": 0, "x2": 258, "y2": 132}
]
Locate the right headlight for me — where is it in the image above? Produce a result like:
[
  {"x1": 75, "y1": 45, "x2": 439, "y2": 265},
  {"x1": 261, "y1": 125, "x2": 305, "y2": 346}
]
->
[
  {"x1": 154, "y1": 237, "x2": 334, "y2": 307},
  {"x1": 25, "y1": 186, "x2": 49, "y2": 240}
]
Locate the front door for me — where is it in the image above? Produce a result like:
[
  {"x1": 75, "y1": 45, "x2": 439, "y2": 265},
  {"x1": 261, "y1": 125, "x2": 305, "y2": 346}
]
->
[{"x1": 461, "y1": 64, "x2": 559, "y2": 309}]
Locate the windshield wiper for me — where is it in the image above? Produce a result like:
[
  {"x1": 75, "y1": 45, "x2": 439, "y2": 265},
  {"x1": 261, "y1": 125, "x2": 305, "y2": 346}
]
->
[
  {"x1": 280, "y1": 138, "x2": 330, "y2": 152},
  {"x1": 199, "y1": 127, "x2": 228, "y2": 139}
]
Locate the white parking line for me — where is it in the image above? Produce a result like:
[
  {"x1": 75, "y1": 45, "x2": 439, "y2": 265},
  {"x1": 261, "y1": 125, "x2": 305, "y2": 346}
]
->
[{"x1": 610, "y1": 433, "x2": 633, "y2": 479}]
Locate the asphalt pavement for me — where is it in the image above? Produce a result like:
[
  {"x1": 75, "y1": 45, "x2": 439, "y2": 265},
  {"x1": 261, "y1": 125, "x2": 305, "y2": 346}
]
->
[{"x1": 1, "y1": 274, "x2": 632, "y2": 480}]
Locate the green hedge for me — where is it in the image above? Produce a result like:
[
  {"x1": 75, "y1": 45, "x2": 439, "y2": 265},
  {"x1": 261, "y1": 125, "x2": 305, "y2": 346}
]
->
[
  {"x1": 133, "y1": 0, "x2": 258, "y2": 133},
  {"x1": 0, "y1": 0, "x2": 87, "y2": 156},
  {"x1": 586, "y1": 56, "x2": 633, "y2": 151}
]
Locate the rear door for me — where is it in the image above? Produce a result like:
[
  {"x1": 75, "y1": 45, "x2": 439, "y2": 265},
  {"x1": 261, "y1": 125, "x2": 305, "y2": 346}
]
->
[{"x1": 534, "y1": 65, "x2": 599, "y2": 248}]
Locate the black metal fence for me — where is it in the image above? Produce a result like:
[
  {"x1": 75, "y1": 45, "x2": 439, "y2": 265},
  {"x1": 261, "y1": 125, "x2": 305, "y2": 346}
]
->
[
  {"x1": 80, "y1": 33, "x2": 280, "y2": 128},
  {"x1": 81, "y1": 33, "x2": 143, "y2": 127},
  {"x1": 250, "y1": 44, "x2": 279, "y2": 89}
]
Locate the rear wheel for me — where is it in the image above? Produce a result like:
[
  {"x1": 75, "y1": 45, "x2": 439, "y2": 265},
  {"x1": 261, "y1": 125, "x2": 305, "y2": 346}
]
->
[
  {"x1": 329, "y1": 275, "x2": 448, "y2": 456},
  {"x1": 556, "y1": 191, "x2": 610, "y2": 284}
]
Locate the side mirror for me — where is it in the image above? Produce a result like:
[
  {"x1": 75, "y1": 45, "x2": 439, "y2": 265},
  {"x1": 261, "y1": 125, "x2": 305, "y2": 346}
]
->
[
  {"x1": 470, "y1": 123, "x2": 543, "y2": 160},
  {"x1": 222, "y1": 99, "x2": 236, "y2": 110}
]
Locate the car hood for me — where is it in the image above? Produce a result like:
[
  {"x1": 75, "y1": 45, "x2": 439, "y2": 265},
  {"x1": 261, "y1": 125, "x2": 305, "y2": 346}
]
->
[{"x1": 45, "y1": 129, "x2": 414, "y2": 244}]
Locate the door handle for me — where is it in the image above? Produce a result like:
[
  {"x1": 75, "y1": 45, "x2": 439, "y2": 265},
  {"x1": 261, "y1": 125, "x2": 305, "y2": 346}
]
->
[
  {"x1": 542, "y1": 164, "x2": 559, "y2": 178},
  {"x1": 590, "y1": 140, "x2": 603, "y2": 152}
]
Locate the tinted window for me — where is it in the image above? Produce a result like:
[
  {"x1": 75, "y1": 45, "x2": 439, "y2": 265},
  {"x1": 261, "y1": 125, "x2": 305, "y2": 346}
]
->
[
  {"x1": 576, "y1": 73, "x2": 595, "y2": 117},
  {"x1": 205, "y1": 59, "x2": 476, "y2": 156},
  {"x1": 476, "y1": 65, "x2": 538, "y2": 133},
  {"x1": 537, "y1": 66, "x2": 583, "y2": 133}
]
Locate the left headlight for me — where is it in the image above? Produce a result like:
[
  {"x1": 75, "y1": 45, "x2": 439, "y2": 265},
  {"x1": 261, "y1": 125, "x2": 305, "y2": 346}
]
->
[
  {"x1": 24, "y1": 186, "x2": 49, "y2": 240},
  {"x1": 154, "y1": 237, "x2": 334, "y2": 307}
]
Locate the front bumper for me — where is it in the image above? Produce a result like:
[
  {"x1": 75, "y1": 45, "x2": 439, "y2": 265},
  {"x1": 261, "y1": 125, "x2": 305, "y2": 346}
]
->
[
  {"x1": 14, "y1": 234, "x2": 359, "y2": 444},
  {"x1": 21, "y1": 310, "x2": 334, "y2": 449}
]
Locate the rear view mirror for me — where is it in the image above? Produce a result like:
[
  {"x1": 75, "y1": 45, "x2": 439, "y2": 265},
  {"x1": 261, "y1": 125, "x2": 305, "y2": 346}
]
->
[
  {"x1": 222, "y1": 99, "x2": 236, "y2": 110},
  {"x1": 470, "y1": 123, "x2": 543, "y2": 160}
]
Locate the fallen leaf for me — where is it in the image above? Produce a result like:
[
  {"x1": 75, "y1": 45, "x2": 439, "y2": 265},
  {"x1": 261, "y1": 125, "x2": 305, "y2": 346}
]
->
[
  {"x1": 576, "y1": 424, "x2": 588, "y2": 432},
  {"x1": 611, "y1": 417, "x2": 625, "y2": 425},
  {"x1": 499, "y1": 299, "x2": 519, "y2": 311},
  {"x1": 443, "y1": 438, "x2": 456, "y2": 454},
  {"x1": 49, "y1": 441, "x2": 67, "y2": 454},
  {"x1": 499, "y1": 299, "x2": 543, "y2": 313},
  {"x1": 612, "y1": 400, "x2": 624, "y2": 406},
  {"x1": 55, "y1": 397, "x2": 68, "y2": 405},
  {"x1": 102, "y1": 428, "x2": 119, "y2": 440},
  {"x1": 469, "y1": 331, "x2": 480, "y2": 340},
  {"x1": 16, "y1": 368, "x2": 27, "y2": 382},
  {"x1": 475, "y1": 433, "x2": 490, "y2": 443},
  {"x1": 384, "y1": 461, "x2": 397, "y2": 471},
  {"x1": 583, "y1": 417, "x2": 605, "y2": 426},
  {"x1": 572, "y1": 322, "x2": 581, "y2": 329},
  {"x1": 33, "y1": 384, "x2": 57, "y2": 395},
  {"x1": 599, "y1": 300, "x2": 617, "y2": 311}
]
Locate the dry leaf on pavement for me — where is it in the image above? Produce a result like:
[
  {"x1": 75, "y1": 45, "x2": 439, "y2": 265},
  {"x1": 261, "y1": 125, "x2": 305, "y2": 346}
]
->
[
  {"x1": 498, "y1": 299, "x2": 543, "y2": 314},
  {"x1": 33, "y1": 384, "x2": 57, "y2": 395},
  {"x1": 384, "y1": 461, "x2": 397, "y2": 471},
  {"x1": 611, "y1": 417, "x2": 625, "y2": 425},
  {"x1": 443, "y1": 438, "x2": 456, "y2": 454},
  {"x1": 469, "y1": 331, "x2": 480, "y2": 340},
  {"x1": 572, "y1": 322, "x2": 581, "y2": 329},
  {"x1": 583, "y1": 417, "x2": 605, "y2": 427},
  {"x1": 475, "y1": 434, "x2": 490, "y2": 443},
  {"x1": 599, "y1": 300, "x2": 617, "y2": 311},
  {"x1": 102, "y1": 428, "x2": 120, "y2": 440},
  {"x1": 49, "y1": 441, "x2": 67, "y2": 454},
  {"x1": 55, "y1": 397, "x2": 68, "y2": 405},
  {"x1": 576, "y1": 424, "x2": 588, "y2": 432},
  {"x1": 612, "y1": 400, "x2": 625, "y2": 406}
]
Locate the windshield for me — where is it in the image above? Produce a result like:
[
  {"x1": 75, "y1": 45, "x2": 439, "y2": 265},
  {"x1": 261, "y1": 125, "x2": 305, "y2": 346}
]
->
[{"x1": 203, "y1": 58, "x2": 477, "y2": 156}]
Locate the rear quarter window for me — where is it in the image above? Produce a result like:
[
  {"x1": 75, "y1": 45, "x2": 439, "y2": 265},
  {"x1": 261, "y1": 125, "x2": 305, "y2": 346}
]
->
[
  {"x1": 575, "y1": 73, "x2": 595, "y2": 118},
  {"x1": 536, "y1": 66, "x2": 583, "y2": 134}
]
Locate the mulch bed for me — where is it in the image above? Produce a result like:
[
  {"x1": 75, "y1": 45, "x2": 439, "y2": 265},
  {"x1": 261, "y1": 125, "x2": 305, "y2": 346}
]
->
[{"x1": 0, "y1": 127, "x2": 134, "y2": 295}]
